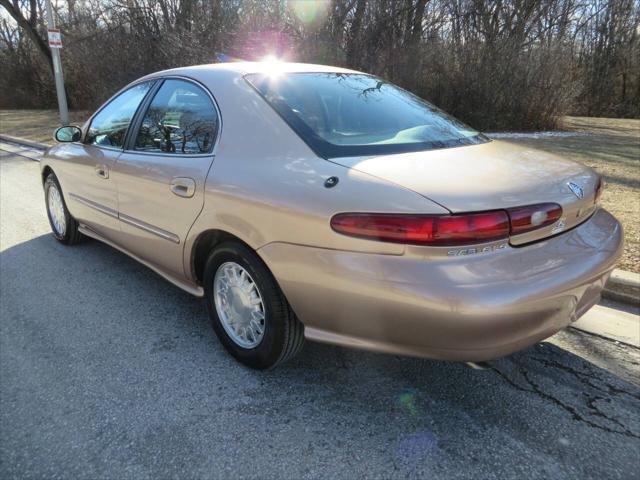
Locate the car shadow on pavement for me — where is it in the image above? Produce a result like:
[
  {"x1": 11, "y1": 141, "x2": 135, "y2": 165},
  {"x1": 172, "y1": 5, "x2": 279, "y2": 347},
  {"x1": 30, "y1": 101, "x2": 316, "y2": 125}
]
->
[{"x1": 2, "y1": 233, "x2": 639, "y2": 478}]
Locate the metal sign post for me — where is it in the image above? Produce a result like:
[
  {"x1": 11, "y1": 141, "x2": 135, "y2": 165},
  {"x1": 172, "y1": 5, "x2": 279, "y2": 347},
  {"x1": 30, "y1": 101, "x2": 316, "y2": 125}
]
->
[{"x1": 45, "y1": 0, "x2": 69, "y2": 125}]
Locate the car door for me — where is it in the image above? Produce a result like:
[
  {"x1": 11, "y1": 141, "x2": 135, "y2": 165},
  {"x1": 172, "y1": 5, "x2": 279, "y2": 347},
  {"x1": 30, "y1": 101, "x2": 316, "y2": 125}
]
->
[
  {"x1": 113, "y1": 78, "x2": 220, "y2": 278},
  {"x1": 62, "y1": 81, "x2": 154, "y2": 239}
]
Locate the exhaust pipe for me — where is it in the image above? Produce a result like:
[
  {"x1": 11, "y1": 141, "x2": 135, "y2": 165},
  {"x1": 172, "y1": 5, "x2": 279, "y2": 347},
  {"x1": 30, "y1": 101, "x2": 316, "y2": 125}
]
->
[{"x1": 465, "y1": 361, "x2": 491, "y2": 370}]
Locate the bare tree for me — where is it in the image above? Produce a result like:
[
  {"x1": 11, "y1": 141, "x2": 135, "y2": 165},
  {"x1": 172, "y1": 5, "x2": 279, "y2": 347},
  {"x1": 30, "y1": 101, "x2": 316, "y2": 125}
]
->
[{"x1": 0, "y1": 0, "x2": 52, "y2": 70}]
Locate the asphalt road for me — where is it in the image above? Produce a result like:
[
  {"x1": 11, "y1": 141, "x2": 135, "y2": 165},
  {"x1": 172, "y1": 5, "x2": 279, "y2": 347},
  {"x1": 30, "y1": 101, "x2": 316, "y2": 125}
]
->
[{"x1": 1, "y1": 149, "x2": 639, "y2": 480}]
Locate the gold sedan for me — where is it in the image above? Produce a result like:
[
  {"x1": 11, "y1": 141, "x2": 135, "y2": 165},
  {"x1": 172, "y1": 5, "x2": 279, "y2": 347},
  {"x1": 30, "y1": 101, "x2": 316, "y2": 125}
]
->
[{"x1": 41, "y1": 62, "x2": 622, "y2": 369}]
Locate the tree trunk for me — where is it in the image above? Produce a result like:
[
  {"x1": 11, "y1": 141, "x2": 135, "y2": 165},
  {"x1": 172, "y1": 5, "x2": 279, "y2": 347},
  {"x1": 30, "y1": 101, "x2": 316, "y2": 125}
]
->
[{"x1": 0, "y1": 0, "x2": 53, "y2": 73}]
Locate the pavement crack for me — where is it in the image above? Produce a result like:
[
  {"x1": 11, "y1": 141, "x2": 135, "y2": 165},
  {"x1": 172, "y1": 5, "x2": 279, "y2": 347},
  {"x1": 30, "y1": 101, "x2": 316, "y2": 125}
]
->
[
  {"x1": 530, "y1": 356, "x2": 640, "y2": 401},
  {"x1": 489, "y1": 365, "x2": 640, "y2": 439},
  {"x1": 584, "y1": 395, "x2": 633, "y2": 433}
]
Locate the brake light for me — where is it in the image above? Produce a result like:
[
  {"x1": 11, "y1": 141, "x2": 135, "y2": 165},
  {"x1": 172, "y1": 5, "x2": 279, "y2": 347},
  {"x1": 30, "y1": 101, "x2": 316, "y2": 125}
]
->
[
  {"x1": 330, "y1": 211, "x2": 510, "y2": 246},
  {"x1": 507, "y1": 203, "x2": 563, "y2": 235},
  {"x1": 594, "y1": 177, "x2": 604, "y2": 204}
]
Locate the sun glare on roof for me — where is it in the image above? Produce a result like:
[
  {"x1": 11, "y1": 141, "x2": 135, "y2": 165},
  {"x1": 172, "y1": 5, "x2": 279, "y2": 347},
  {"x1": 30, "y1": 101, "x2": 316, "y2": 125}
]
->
[{"x1": 260, "y1": 55, "x2": 285, "y2": 78}]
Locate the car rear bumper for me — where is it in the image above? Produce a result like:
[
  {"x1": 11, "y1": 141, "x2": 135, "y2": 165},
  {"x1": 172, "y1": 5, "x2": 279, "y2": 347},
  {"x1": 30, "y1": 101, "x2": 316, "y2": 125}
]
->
[{"x1": 258, "y1": 208, "x2": 623, "y2": 361}]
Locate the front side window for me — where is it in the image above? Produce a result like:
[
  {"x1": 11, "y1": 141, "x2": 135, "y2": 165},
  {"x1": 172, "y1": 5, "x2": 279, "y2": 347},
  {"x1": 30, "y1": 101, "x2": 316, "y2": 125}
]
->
[
  {"x1": 86, "y1": 82, "x2": 153, "y2": 148},
  {"x1": 134, "y1": 79, "x2": 218, "y2": 154},
  {"x1": 246, "y1": 73, "x2": 488, "y2": 158}
]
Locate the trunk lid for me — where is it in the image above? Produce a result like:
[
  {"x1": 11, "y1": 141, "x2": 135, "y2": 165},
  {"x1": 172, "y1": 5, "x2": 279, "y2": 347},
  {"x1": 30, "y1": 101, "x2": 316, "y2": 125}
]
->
[{"x1": 331, "y1": 140, "x2": 600, "y2": 245}]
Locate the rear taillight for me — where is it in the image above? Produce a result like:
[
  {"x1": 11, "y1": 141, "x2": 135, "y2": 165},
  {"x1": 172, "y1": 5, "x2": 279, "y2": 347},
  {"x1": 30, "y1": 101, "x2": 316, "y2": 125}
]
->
[
  {"x1": 507, "y1": 203, "x2": 563, "y2": 235},
  {"x1": 332, "y1": 203, "x2": 565, "y2": 246},
  {"x1": 595, "y1": 177, "x2": 604, "y2": 204},
  {"x1": 330, "y1": 211, "x2": 510, "y2": 246}
]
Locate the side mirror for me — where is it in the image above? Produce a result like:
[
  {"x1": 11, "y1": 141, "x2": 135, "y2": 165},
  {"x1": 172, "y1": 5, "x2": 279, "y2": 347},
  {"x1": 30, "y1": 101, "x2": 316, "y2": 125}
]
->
[{"x1": 54, "y1": 126, "x2": 82, "y2": 143}]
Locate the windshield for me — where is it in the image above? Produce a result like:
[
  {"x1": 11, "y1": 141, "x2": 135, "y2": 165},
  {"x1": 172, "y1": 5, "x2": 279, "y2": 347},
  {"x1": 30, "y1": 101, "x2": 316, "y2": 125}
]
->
[{"x1": 245, "y1": 72, "x2": 488, "y2": 158}]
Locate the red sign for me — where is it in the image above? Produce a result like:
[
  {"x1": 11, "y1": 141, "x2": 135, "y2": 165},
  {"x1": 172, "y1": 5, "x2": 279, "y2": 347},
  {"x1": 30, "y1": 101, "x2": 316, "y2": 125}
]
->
[{"x1": 47, "y1": 29, "x2": 62, "y2": 48}]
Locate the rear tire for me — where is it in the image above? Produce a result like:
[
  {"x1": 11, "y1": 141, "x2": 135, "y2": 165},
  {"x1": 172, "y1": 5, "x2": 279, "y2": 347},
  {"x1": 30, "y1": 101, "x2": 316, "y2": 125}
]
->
[
  {"x1": 203, "y1": 242, "x2": 304, "y2": 369},
  {"x1": 44, "y1": 173, "x2": 82, "y2": 245}
]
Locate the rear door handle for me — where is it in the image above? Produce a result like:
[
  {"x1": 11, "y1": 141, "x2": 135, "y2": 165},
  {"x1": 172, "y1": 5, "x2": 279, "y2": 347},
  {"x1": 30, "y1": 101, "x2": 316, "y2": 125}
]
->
[
  {"x1": 170, "y1": 177, "x2": 196, "y2": 198},
  {"x1": 95, "y1": 164, "x2": 109, "y2": 179}
]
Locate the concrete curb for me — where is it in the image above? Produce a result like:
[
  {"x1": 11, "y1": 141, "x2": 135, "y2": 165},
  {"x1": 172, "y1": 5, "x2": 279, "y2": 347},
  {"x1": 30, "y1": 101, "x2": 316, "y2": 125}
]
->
[
  {"x1": 572, "y1": 303, "x2": 639, "y2": 348},
  {"x1": 603, "y1": 270, "x2": 640, "y2": 306},
  {"x1": 1, "y1": 133, "x2": 639, "y2": 307},
  {"x1": 0, "y1": 134, "x2": 49, "y2": 150}
]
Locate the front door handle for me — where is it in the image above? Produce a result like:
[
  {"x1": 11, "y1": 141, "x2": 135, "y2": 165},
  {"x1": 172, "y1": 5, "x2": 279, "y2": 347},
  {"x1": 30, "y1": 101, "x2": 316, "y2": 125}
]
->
[
  {"x1": 170, "y1": 177, "x2": 196, "y2": 198},
  {"x1": 95, "y1": 164, "x2": 109, "y2": 179}
]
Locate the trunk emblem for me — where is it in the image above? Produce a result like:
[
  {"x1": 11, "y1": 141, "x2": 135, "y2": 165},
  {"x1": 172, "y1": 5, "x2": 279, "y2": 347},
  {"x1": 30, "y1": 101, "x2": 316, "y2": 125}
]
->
[{"x1": 567, "y1": 182, "x2": 584, "y2": 199}]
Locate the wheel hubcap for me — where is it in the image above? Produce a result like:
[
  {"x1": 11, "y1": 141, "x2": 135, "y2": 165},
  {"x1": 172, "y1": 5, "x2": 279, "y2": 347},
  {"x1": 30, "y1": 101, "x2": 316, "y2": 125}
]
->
[
  {"x1": 48, "y1": 184, "x2": 66, "y2": 236},
  {"x1": 213, "y1": 262, "x2": 265, "y2": 348}
]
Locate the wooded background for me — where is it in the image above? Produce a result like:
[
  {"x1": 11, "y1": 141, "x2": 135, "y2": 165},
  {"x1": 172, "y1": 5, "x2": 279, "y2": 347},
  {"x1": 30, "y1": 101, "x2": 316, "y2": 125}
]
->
[{"x1": 1, "y1": 0, "x2": 638, "y2": 130}]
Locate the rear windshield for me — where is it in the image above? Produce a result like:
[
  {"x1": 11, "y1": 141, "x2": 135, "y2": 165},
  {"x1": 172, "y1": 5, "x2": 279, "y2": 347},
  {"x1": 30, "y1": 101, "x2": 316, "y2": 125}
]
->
[{"x1": 245, "y1": 72, "x2": 488, "y2": 158}]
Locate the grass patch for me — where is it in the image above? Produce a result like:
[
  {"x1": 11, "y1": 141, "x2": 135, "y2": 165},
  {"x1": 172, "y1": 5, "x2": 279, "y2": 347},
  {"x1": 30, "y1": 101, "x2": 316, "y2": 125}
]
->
[{"x1": 1, "y1": 110, "x2": 638, "y2": 272}]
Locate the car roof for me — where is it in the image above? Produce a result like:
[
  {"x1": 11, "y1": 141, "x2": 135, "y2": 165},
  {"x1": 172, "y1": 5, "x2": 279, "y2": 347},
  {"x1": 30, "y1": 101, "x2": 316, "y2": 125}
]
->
[{"x1": 143, "y1": 61, "x2": 362, "y2": 80}]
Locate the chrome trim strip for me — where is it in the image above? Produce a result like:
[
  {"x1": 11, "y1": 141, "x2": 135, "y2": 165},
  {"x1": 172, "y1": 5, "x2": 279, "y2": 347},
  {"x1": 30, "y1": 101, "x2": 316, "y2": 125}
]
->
[
  {"x1": 121, "y1": 150, "x2": 214, "y2": 159},
  {"x1": 68, "y1": 193, "x2": 118, "y2": 218},
  {"x1": 119, "y1": 212, "x2": 180, "y2": 244},
  {"x1": 69, "y1": 193, "x2": 180, "y2": 244}
]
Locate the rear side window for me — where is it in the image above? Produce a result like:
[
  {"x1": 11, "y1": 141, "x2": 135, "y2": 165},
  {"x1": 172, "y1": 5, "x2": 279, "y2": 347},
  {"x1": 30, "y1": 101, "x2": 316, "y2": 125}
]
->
[
  {"x1": 86, "y1": 82, "x2": 153, "y2": 148},
  {"x1": 134, "y1": 79, "x2": 218, "y2": 154}
]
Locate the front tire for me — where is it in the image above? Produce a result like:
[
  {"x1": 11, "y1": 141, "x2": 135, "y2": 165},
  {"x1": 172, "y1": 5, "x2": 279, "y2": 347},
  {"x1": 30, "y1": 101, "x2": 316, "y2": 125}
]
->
[
  {"x1": 44, "y1": 173, "x2": 82, "y2": 245},
  {"x1": 203, "y1": 242, "x2": 304, "y2": 369}
]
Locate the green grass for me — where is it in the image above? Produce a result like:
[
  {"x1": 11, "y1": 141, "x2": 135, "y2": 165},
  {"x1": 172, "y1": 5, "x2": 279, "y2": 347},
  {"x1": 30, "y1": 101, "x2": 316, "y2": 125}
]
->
[{"x1": 1, "y1": 110, "x2": 638, "y2": 272}]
